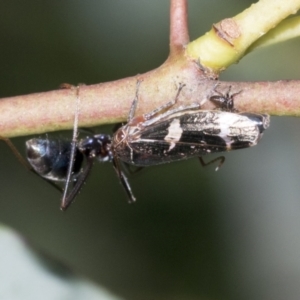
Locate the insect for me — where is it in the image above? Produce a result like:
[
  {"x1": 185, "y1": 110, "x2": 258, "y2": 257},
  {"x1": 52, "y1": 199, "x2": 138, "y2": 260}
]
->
[
  {"x1": 209, "y1": 84, "x2": 241, "y2": 112},
  {"x1": 24, "y1": 86, "x2": 121, "y2": 211},
  {"x1": 112, "y1": 83, "x2": 270, "y2": 167},
  {"x1": 0, "y1": 86, "x2": 119, "y2": 211},
  {"x1": 1, "y1": 82, "x2": 270, "y2": 210}
]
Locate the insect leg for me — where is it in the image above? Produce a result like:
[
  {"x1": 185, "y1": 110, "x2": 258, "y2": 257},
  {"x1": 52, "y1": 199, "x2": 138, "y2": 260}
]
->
[
  {"x1": 199, "y1": 156, "x2": 225, "y2": 171},
  {"x1": 60, "y1": 156, "x2": 94, "y2": 211},
  {"x1": 143, "y1": 83, "x2": 185, "y2": 121},
  {"x1": 61, "y1": 85, "x2": 81, "y2": 209},
  {"x1": 128, "y1": 80, "x2": 143, "y2": 122},
  {"x1": 141, "y1": 102, "x2": 200, "y2": 127},
  {"x1": 112, "y1": 157, "x2": 136, "y2": 203}
]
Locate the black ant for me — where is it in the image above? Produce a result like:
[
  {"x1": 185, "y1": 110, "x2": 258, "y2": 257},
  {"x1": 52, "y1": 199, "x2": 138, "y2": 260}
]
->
[
  {"x1": 1, "y1": 85, "x2": 134, "y2": 211},
  {"x1": 209, "y1": 84, "x2": 242, "y2": 112}
]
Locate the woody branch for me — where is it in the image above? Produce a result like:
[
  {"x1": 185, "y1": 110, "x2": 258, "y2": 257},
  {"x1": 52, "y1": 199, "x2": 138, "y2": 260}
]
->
[{"x1": 0, "y1": 0, "x2": 300, "y2": 138}]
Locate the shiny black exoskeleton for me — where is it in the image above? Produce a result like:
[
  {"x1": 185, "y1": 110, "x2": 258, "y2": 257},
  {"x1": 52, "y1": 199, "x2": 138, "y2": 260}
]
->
[
  {"x1": 26, "y1": 138, "x2": 84, "y2": 181},
  {"x1": 26, "y1": 134, "x2": 113, "y2": 210},
  {"x1": 209, "y1": 85, "x2": 241, "y2": 112}
]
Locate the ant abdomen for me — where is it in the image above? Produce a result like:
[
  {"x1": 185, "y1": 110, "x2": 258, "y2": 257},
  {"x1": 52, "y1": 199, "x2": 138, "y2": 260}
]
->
[{"x1": 26, "y1": 138, "x2": 84, "y2": 182}]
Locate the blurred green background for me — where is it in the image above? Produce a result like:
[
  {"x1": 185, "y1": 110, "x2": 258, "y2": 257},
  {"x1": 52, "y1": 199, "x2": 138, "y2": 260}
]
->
[{"x1": 1, "y1": 1, "x2": 300, "y2": 299}]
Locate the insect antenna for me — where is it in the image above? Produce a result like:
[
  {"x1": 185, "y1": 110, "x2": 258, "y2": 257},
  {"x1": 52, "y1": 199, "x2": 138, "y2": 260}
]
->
[
  {"x1": 60, "y1": 85, "x2": 81, "y2": 210},
  {"x1": 128, "y1": 79, "x2": 142, "y2": 122}
]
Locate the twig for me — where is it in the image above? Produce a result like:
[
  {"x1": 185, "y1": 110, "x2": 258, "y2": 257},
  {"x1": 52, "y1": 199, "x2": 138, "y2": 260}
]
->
[{"x1": 0, "y1": 0, "x2": 299, "y2": 138}]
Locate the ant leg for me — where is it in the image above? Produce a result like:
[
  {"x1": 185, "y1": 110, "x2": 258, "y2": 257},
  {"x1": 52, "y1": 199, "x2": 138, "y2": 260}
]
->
[
  {"x1": 199, "y1": 156, "x2": 225, "y2": 171},
  {"x1": 60, "y1": 156, "x2": 94, "y2": 211},
  {"x1": 112, "y1": 157, "x2": 136, "y2": 203},
  {"x1": 0, "y1": 135, "x2": 63, "y2": 193}
]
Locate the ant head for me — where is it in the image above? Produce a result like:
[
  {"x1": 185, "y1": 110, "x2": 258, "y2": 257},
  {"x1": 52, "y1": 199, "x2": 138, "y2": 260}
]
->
[{"x1": 78, "y1": 134, "x2": 112, "y2": 162}]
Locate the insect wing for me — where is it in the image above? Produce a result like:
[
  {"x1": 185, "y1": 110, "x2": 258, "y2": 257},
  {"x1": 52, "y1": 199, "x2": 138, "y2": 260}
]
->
[{"x1": 114, "y1": 111, "x2": 268, "y2": 166}]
